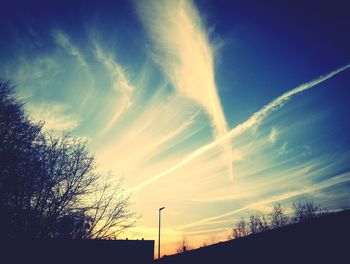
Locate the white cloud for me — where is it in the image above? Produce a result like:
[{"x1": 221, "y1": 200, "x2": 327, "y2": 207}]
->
[
  {"x1": 94, "y1": 43, "x2": 134, "y2": 134},
  {"x1": 129, "y1": 64, "x2": 350, "y2": 192},
  {"x1": 268, "y1": 127, "x2": 278, "y2": 143},
  {"x1": 96, "y1": 91, "x2": 204, "y2": 182},
  {"x1": 94, "y1": 44, "x2": 134, "y2": 94},
  {"x1": 136, "y1": 0, "x2": 233, "y2": 179},
  {"x1": 178, "y1": 171, "x2": 350, "y2": 231},
  {"x1": 26, "y1": 102, "x2": 79, "y2": 131},
  {"x1": 53, "y1": 30, "x2": 87, "y2": 66}
]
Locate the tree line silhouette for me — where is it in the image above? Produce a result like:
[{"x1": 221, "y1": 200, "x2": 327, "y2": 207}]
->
[
  {"x1": 173, "y1": 199, "x2": 327, "y2": 255},
  {"x1": 0, "y1": 81, "x2": 137, "y2": 240},
  {"x1": 228, "y1": 199, "x2": 327, "y2": 240}
]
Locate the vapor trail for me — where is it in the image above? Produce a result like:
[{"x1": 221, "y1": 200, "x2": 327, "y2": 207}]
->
[
  {"x1": 129, "y1": 64, "x2": 350, "y2": 193},
  {"x1": 136, "y1": 0, "x2": 233, "y2": 179},
  {"x1": 178, "y1": 171, "x2": 350, "y2": 231}
]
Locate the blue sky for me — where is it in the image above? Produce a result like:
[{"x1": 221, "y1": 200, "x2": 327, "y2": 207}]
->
[{"x1": 1, "y1": 0, "x2": 350, "y2": 254}]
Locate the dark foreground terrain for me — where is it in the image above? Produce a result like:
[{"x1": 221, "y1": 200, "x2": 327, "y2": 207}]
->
[
  {"x1": 0, "y1": 239, "x2": 154, "y2": 264},
  {"x1": 1, "y1": 210, "x2": 349, "y2": 264},
  {"x1": 157, "y1": 210, "x2": 350, "y2": 264}
]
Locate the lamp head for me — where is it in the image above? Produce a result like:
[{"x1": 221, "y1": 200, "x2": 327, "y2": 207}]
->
[{"x1": 159, "y1": 207, "x2": 165, "y2": 211}]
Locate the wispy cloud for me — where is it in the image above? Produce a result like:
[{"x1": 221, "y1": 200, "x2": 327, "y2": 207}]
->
[
  {"x1": 94, "y1": 44, "x2": 134, "y2": 94},
  {"x1": 53, "y1": 30, "x2": 87, "y2": 66},
  {"x1": 178, "y1": 171, "x2": 350, "y2": 231},
  {"x1": 94, "y1": 43, "x2": 134, "y2": 134},
  {"x1": 136, "y1": 0, "x2": 233, "y2": 178},
  {"x1": 26, "y1": 102, "x2": 79, "y2": 131},
  {"x1": 96, "y1": 91, "x2": 204, "y2": 182},
  {"x1": 268, "y1": 127, "x2": 278, "y2": 143},
  {"x1": 129, "y1": 64, "x2": 350, "y2": 192}
]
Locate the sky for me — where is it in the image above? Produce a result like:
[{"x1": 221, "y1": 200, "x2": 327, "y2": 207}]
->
[{"x1": 1, "y1": 0, "x2": 350, "y2": 256}]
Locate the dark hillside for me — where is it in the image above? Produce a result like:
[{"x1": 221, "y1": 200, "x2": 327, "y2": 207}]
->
[{"x1": 157, "y1": 209, "x2": 350, "y2": 264}]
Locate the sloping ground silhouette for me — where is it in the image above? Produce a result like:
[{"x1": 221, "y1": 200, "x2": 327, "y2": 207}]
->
[{"x1": 157, "y1": 210, "x2": 350, "y2": 264}]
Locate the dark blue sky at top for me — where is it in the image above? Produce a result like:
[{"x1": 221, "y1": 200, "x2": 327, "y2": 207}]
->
[
  {"x1": 0, "y1": 0, "x2": 146, "y2": 66},
  {"x1": 3, "y1": 0, "x2": 349, "y2": 118}
]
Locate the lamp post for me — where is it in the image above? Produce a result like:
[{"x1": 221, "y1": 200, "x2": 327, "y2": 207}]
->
[{"x1": 158, "y1": 206, "x2": 165, "y2": 259}]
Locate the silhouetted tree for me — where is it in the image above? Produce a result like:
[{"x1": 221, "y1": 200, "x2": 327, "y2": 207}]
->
[
  {"x1": 84, "y1": 174, "x2": 137, "y2": 239},
  {"x1": 0, "y1": 81, "x2": 136, "y2": 239},
  {"x1": 0, "y1": 81, "x2": 44, "y2": 238},
  {"x1": 228, "y1": 218, "x2": 249, "y2": 239},
  {"x1": 176, "y1": 238, "x2": 191, "y2": 253},
  {"x1": 227, "y1": 199, "x2": 333, "y2": 243},
  {"x1": 292, "y1": 199, "x2": 320, "y2": 223},
  {"x1": 269, "y1": 203, "x2": 289, "y2": 229},
  {"x1": 248, "y1": 213, "x2": 269, "y2": 234}
]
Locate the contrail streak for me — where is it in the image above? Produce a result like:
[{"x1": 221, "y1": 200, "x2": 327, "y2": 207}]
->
[
  {"x1": 178, "y1": 171, "x2": 350, "y2": 231},
  {"x1": 129, "y1": 64, "x2": 350, "y2": 193}
]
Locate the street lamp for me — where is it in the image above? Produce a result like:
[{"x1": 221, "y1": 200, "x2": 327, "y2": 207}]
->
[{"x1": 158, "y1": 206, "x2": 165, "y2": 259}]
